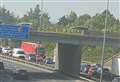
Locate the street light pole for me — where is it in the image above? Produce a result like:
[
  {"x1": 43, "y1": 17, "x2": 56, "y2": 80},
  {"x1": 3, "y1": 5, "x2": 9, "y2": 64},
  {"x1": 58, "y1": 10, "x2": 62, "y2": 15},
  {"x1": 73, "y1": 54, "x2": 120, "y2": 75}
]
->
[{"x1": 100, "y1": 0, "x2": 109, "y2": 82}]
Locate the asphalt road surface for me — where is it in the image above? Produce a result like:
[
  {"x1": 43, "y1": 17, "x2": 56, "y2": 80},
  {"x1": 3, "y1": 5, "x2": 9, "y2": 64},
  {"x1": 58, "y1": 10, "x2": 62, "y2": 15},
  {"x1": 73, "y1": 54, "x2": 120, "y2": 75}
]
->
[{"x1": 0, "y1": 59, "x2": 88, "y2": 82}]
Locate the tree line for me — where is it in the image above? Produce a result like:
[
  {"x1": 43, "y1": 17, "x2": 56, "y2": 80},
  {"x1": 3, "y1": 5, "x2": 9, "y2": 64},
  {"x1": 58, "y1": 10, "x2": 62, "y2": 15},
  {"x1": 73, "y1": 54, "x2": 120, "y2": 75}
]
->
[
  {"x1": 0, "y1": 4, "x2": 120, "y2": 63},
  {"x1": 0, "y1": 4, "x2": 120, "y2": 32}
]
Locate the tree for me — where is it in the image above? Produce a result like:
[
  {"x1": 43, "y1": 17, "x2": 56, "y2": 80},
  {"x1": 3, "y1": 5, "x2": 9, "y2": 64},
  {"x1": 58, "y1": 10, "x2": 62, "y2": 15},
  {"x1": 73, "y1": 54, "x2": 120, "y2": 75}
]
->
[
  {"x1": 58, "y1": 15, "x2": 68, "y2": 26},
  {"x1": 0, "y1": 7, "x2": 16, "y2": 24},
  {"x1": 85, "y1": 10, "x2": 118, "y2": 31},
  {"x1": 21, "y1": 14, "x2": 29, "y2": 22},
  {"x1": 28, "y1": 8, "x2": 33, "y2": 19},
  {"x1": 41, "y1": 13, "x2": 50, "y2": 26},
  {"x1": 111, "y1": 19, "x2": 120, "y2": 32},
  {"x1": 32, "y1": 4, "x2": 41, "y2": 29},
  {"x1": 67, "y1": 11, "x2": 77, "y2": 26},
  {"x1": 75, "y1": 14, "x2": 91, "y2": 26},
  {"x1": 20, "y1": 4, "x2": 51, "y2": 30}
]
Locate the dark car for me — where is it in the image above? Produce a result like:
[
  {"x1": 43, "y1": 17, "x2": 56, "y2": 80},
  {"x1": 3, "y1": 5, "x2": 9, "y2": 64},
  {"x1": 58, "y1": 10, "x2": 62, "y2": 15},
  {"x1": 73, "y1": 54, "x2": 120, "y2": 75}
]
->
[
  {"x1": 102, "y1": 68, "x2": 114, "y2": 81},
  {"x1": 13, "y1": 69, "x2": 29, "y2": 80},
  {"x1": 44, "y1": 58, "x2": 54, "y2": 64},
  {"x1": 80, "y1": 63, "x2": 88, "y2": 73},
  {"x1": 93, "y1": 68, "x2": 114, "y2": 81},
  {"x1": 0, "y1": 47, "x2": 2, "y2": 53},
  {"x1": 25, "y1": 54, "x2": 36, "y2": 62}
]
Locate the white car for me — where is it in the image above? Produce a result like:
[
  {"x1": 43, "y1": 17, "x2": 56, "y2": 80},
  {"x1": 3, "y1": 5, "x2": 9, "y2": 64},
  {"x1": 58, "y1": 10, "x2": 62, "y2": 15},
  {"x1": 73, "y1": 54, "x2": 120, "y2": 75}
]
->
[
  {"x1": 12, "y1": 48, "x2": 25, "y2": 59},
  {"x1": 2, "y1": 47, "x2": 12, "y2": 55}
]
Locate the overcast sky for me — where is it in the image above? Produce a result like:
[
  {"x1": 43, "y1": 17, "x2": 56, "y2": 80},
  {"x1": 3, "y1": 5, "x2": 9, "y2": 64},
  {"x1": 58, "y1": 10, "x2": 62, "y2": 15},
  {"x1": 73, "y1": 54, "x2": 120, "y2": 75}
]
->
[{"x1": 0, "y1": 0, "x2": 119, "y2": 23}]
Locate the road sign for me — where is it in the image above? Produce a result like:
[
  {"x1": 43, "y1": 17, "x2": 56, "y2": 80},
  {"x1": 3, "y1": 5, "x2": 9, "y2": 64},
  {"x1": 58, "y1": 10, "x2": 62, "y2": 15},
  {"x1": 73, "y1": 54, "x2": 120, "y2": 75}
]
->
[{"x1": 0, "y1": 24, "x2": 30, "y2": 40}]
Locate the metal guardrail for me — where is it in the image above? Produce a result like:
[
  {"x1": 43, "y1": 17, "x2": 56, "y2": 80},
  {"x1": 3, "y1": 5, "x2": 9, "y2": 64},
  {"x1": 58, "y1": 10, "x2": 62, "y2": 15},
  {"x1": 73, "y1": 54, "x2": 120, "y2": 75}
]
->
[
  {"x1": 38, "y1": 27, "x2": 120, "y2": 39},
  {"x1": 0, "y1": 54, "x2": 97, "y2": 82},
  {"x1": 39, "y1": 27, "x2": 82, "y2": 34},
  {"x1": 0, "y1": 55, "x2": 55, "y2": 71}
]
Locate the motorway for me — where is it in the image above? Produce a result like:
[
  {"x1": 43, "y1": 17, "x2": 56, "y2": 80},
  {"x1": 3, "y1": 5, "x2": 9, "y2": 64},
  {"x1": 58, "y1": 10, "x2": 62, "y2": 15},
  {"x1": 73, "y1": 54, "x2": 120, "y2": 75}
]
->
[{"x1": 0, "y1": 59, "x2": 88, "y2": 82}]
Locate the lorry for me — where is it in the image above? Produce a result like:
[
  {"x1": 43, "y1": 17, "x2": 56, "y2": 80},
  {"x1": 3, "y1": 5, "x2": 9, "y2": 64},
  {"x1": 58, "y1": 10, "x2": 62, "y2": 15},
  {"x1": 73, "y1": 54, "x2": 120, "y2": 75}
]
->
[
  {"x1": 21, "y1": 41, "x2": 45, "y2": 61},
  {"x1": 112, "y1": 57, "x2": 120, "y2": 76},
  {"x1": 111, "y1": 57, "x2": 120, "y2": 82}
]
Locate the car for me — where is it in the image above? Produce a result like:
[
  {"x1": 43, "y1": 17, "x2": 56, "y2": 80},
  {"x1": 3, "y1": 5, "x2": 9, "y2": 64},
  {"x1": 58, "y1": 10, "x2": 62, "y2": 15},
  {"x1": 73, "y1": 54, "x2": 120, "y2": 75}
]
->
[
  {"x1": 80, "y1": 63, "x2": 88, "y2": 73},
  {"x1": 102, "y1": 68, "x2": 114, "y2": 81},
  {"x1": 93, "y1": 67, "x2": 114, "y2": 81},
  {"x1": 12, "y1": 48, "x2": 25, "y2": 60},
  {"x1": 0, "y1": 47, "x2": 2, "y2": 53},
  {"x1": 13, "y1": 69, "x2": 29, "y2": 80},
  {"x1": 43, "y1": 58, "x2": 54, "y2": 64},
  {"x1": 2, "y1": 47, "x2": 12, "y2": 55},
  {"x1": 25, "y1": 54, "x2": 36, "y2": 62},
  {"x1": 0, "y1": 61, "x2": 4, "y2": 70}
]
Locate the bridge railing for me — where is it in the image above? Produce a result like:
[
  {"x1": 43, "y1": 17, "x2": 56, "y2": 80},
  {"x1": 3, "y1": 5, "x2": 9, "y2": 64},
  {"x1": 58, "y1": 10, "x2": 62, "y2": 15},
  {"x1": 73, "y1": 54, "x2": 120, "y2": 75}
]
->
[
  {"x1": 37, "y1": 27, "x2": 120, "y2": 38},
  {"x1": 38, "y1": 27, "x2": 83, "y2": 34}
]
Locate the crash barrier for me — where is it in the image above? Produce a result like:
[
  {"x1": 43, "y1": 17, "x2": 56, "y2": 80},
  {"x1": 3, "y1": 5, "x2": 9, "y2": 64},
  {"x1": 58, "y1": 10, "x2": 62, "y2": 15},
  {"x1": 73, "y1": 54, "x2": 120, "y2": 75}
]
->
[
  {"x1": 0, "y1": 54, "x2": 55, "y2": 71},
  {"x1": 112, "y1": 77, "x2": 120, "y2": 82},
  {"x1": 80, "y1": 72, "x2": 99, "y2": 82},
  {"x1": 82, "y1": 61, "x2": 94, "y2": 64},
  {"x1": 0, "y1": 55, "x2": 96, "y2": 82}
]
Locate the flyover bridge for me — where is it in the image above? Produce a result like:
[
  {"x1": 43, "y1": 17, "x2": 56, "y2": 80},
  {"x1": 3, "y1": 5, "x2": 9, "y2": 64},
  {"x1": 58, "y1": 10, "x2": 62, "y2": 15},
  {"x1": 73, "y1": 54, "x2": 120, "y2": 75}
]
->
[{"x1": 28, "y1": 31, "x2": 120, "y2": 76}]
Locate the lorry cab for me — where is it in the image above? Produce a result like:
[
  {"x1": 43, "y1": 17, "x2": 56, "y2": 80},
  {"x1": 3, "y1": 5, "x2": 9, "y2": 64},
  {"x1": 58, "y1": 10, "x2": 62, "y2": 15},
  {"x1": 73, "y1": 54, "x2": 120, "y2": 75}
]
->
[{"x1": 12, "y1": 48, "x2": 25, "y2": 59}]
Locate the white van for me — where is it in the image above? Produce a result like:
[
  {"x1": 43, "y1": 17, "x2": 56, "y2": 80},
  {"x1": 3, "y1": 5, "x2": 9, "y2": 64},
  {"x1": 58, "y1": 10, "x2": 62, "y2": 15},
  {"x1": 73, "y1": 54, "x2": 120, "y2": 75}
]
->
[{"x1": 12, "y1": 48, "x2": 25, "y2": 59}]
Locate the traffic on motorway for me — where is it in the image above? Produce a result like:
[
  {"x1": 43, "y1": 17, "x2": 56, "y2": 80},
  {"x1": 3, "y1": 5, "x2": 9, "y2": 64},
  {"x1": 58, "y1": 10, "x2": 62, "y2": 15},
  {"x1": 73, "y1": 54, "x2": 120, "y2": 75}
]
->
[
  {"x1": 0, "y1": 41, "x2": 120, "y2": 82},
  {"x1": 0, "y1": 60, "x2": 89, "y2": 82},
  {"x1": 80, "y1": 63, "x2": 120, "y2": 82},
  {"x1": 0, "y1": 41, "x2": 55, "y2": 65}
]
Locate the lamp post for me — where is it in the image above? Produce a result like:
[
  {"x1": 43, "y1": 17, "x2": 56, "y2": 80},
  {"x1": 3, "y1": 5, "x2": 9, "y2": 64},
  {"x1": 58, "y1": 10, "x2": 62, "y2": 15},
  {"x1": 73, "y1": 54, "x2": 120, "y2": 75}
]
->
[{"x1": 100, "y1": 0, "x2": 109, "y2": 82}]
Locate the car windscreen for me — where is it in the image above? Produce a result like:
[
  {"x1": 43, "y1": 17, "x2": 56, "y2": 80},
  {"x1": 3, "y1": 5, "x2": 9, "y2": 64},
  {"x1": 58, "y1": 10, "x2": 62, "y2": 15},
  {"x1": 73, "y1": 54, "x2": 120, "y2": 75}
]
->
[
  {"x1": 5, "y1": 48, "x2": 11, "y2": 50},
  {"x1": 17, "y1": 51, "x2": 24, "y2": 54},
  {"x1": 30, "y1": 55, "x2": 35, "y2": 57}
]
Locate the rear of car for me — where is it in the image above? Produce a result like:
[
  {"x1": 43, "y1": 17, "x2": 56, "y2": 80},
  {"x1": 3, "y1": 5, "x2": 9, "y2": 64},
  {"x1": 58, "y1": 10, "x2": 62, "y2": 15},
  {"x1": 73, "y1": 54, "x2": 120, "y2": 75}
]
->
[
  {"x1": 25, "y1": 54, "x2": 36, "y2": 62},
  {"x1": 2, "y1": 47, "x2": 12, "y2": 55},
  {"x1": 12, "y1": 48, "x2": 25, "y2": 59},
  {"x1": 80, "y1": 63, "x2": 88, "y2": 73},
  {"x1": 44, "y1": 58, "x2": 53, "y2": 64}
]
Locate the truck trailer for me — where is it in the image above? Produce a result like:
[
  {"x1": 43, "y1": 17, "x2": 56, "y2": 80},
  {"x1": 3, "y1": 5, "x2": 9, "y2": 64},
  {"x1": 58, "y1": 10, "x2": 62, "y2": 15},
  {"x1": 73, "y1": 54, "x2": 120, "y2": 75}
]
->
[
  {"x1": 21, "y1": 41, "x2": 45, "y2": 61},
  {"x1": 112, "y1": 57, "x2": 120, "y2": 76}
]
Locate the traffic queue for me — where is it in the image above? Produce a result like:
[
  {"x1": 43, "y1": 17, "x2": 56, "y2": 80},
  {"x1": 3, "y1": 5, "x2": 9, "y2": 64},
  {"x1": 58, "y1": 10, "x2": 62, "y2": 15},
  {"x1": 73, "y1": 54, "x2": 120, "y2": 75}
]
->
[
  {"x1": 80, "y1": 63, "x2": 115, "y2": 81},
  {"x1": 0, "y1": 41, "x2": 54, "y2": 65}
]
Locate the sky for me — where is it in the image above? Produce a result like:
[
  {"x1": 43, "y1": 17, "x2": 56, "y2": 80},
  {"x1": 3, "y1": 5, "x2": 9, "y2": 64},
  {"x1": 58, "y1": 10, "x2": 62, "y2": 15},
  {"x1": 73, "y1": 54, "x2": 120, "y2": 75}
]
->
[{"x1": 0, "y1": 0, "x2": 119, "y2": 23}]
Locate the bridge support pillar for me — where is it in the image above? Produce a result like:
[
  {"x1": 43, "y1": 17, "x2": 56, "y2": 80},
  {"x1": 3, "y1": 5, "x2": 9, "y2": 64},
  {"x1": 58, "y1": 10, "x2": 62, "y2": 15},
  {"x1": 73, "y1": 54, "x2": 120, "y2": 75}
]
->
[{"x1": 58, "y1": 43, "x2": 81, "y2": 76}]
